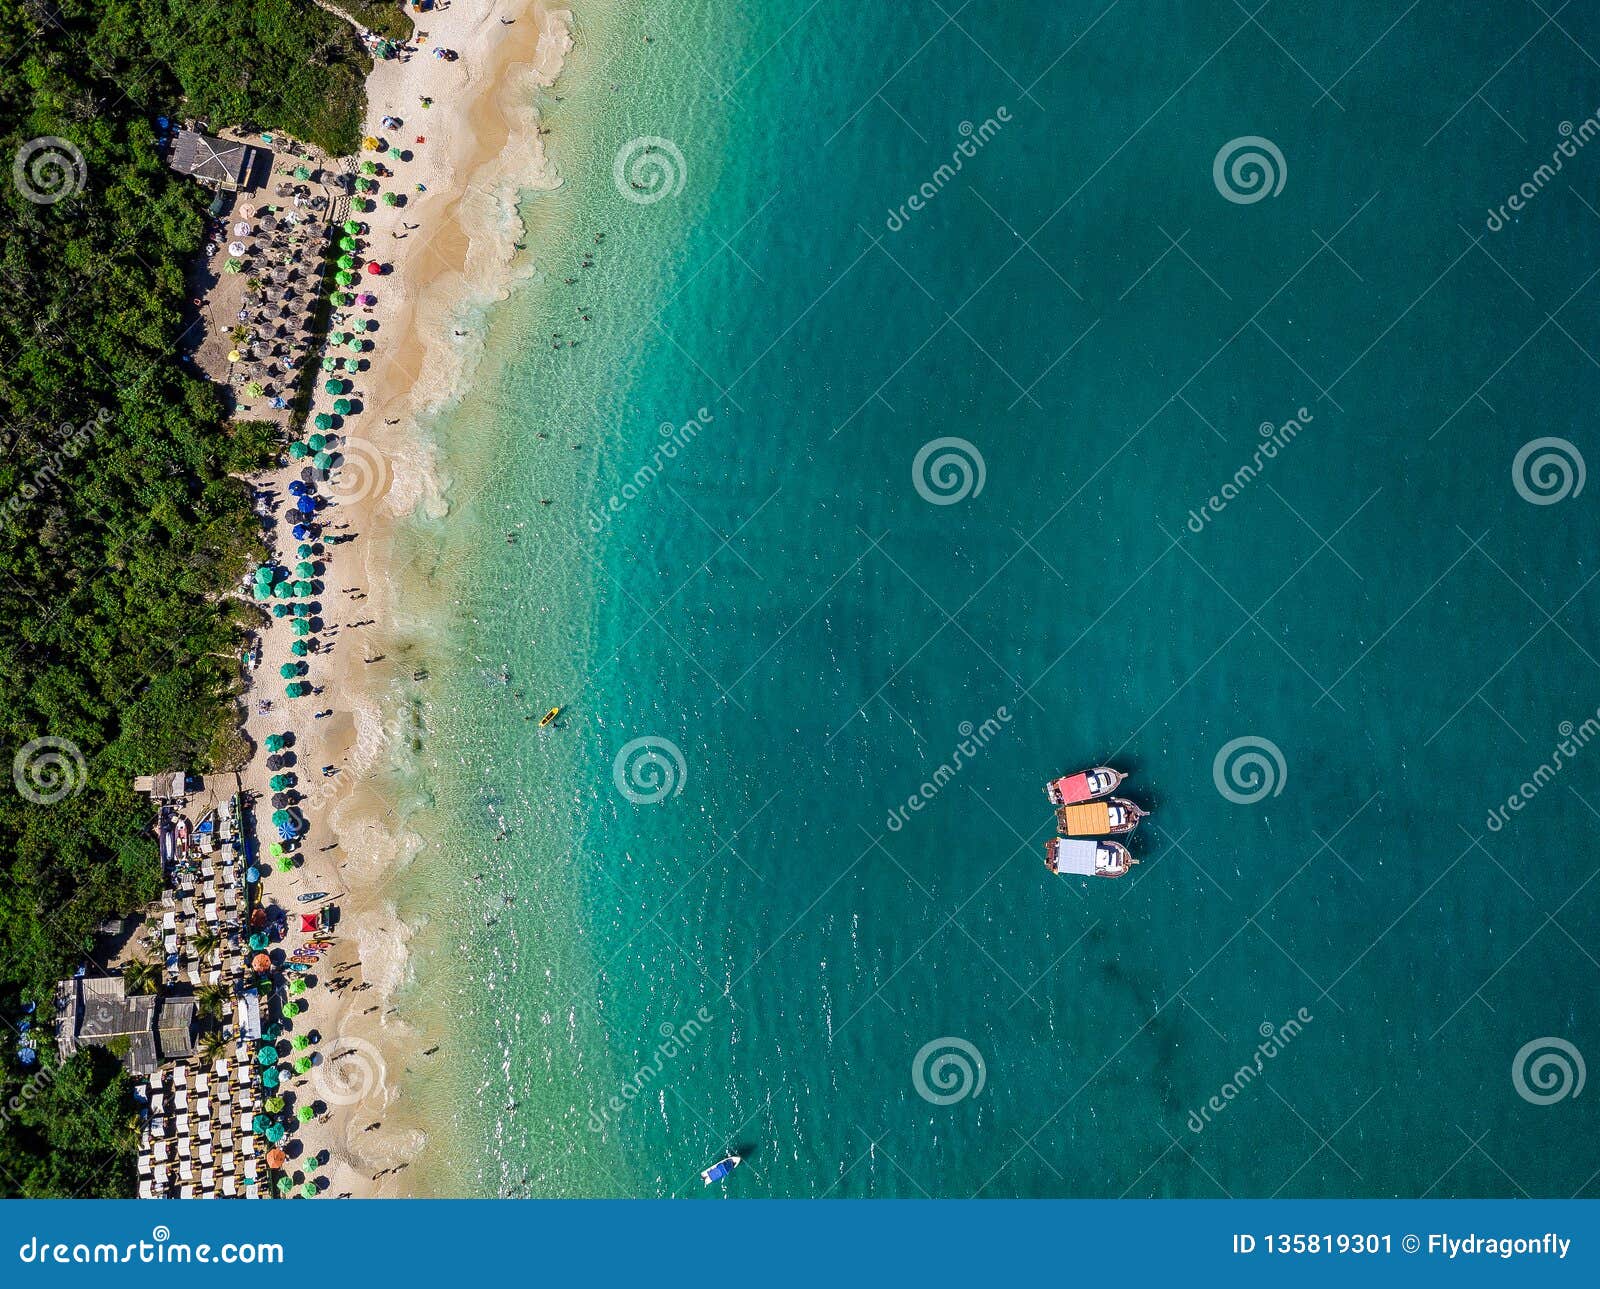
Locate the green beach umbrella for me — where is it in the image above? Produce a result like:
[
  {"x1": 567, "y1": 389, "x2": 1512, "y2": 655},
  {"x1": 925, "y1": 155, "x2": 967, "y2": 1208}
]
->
[
  {"x1": 315, "y1": 452, "x2": 334, "y2": 471},
  {"x1": 337, "y1": 254, "x2": 355, "y2": 270},
  {"x1": 269, "y1": 773, "x2": 289, "y2": 790},
  {"x1": 278, "y1": 663, "x2": 296, "y2": 680},
  {"x1": 352, "y1": 319, "x2": 369, "y2": 333},
  {"x1": 272, "y1": 583, "x2": 291, "y2": 599},
  {"x1": 324, "y1": 379, "x2": 343, "y2": 395},
  {"x1": 294, "y1": 1057, "x2": 312, "y2": 1074},
  {"x1": 307, "y1": 434, "x2": 327, "y2": 452},
  {"x1": 343, "y1": 358, "x2": 360, "y2": 373},
  {"x1": 339, "y1": 236, "x2": 358, "y2": 251},
  {"x1": 252, "y1": 1113, "x2": 270, "y2": 1133},
  {"x1": 266, "y1": 1095, "x2": 285, "y2": 1113},
  {"x1": 289, "y1": 978, "x2": 307, "y2": 996},
  {"x1": 320, "y1": 356, "x2": 337, "y2": 371},
  {"x1": 290, "y1": 640, "x2": 309, "y2": 657},
  {"x1": 291, "y1": 581, "x2": 311, "y2": 597},
  {"x1": 332, "y1": 332, "x2": 350, "y2": 346},
  {"x1": 268, "y1": 842, "x2": 284, "y2": 858},
  {"x1": 253, "y1": 585, "x2": 271, "y2": 601},
  {"x1": 301, "y1": 1182, "x2": 317, "y2": 1198},
  {"x1": 389, "y1": 147, "x2": 403, "y2": 161},
  {"x1": 382, "y1": 192, "x2": 399, "y2": 208},
  {"x1": 265, "y1": 734, "x2": 284, "y2": 752},
  {"x1": 288, "y1": 441, "x2": 310, "y2": 459},
  {"x1": 314, "y1": 412, "x2": 333, "y2": 431},
  {"x1": 276, "y1": 1176, "x2": 293, "y2": 1195},
  {"x1": 336, "y1": 271, "x2": 356, "y2": 286},
  {"x1": 360, "y1": 161, "x2": 376, "y2": 176},
  {"x1": 298, "y1": 542, "x2": 315, "y2": 557},
  {"x1": 255, "y1": 563, "x2": 274, "y2": 581},
  {"x1": 276, "y1": 857, "x2": 294, "y2": 872},
  {"x1": 342, "y1": 219, "x2": 361, "y2": 235},
  {"x1": 256, "y1": 1046, "x2": 276, "y2": 1065},
  {"x1": 292, "y1": 1035, "x2": 310, "y2": 1051},
  {"x1": 291, "y1": 619, "x2": 311, "y2": 637},
  {"x1": 249, "y1": 933, "x2": 269, "y2": 952},
  {"x1": 264, "y1": 1120, "x2": 284, "y2": 1140},
  {"x1": 296, "y1": 561, "x2": 315, "y2": 578},
  {"x1": 336, "y1": 292, "x2": 355, "y2": 306},
  {"x1": 271, "y1": 810, "x2": 290, "y2": 827},
  {"x1": 332, "y1": 399, "x2": 352, "y2": 416},
  {"x1": 272, "y1": 603, "x2": 290, "y2": 618},
  {"x1": 283, "y1": 1002, "x2": 301, "y2": 1019}
]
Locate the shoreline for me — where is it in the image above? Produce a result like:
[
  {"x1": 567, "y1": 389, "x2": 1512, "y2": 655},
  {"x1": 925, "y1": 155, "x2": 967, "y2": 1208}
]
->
[{"x1": 240, "y1": 0, "x2": 575, "y2": 1199}]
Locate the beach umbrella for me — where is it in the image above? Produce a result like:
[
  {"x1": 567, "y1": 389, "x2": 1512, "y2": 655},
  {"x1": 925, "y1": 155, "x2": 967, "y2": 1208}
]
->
[
  {"x1": 362, "y1": 136, "x2": 379, "y2": 151},
  {"x1": 291, "y1": 581, "x2": 311, "y2": 598},
  {"x1": 246, "y1": 866, "x2": 261, "y2": 883},
  {"x1": 337, "y1": 254, "x2": 355, "y2": 270},
  {"x1": 277, "y1": 823, "x2": 297, "y2": 841},
  {"x1": 265, "y1": 1149, "x2": 286, "y2": 1170},
  {"x1": 313, "y1": 412, "x2": 334, "y2": 431},
  {"x1": 359, "y1": 293, "x2": 376, "y2": 306},
  {"x1": 251, "y1": 909, "x2": 268, "y2": 929},
  {"x1": 360, "y1": 161, "x2": 376, "y2": 177},
  {"x1": 277, "y1": 856, "x2": 294, "y2": 872},
  {"x1": 290, "y1": 640, "x2": 309, "y2": 657},
  {"x1": 288, "y1": 441, "x2": 310, "y2": 460},
  {"x1": 275, "y1": 582, "x2": 295, "y2": 599},
  {"x1": 274, "y1": 603, "x2": 293, "y2": 618},
  {"x1": 336, "y1": 271, "x2": 356, "y2": 286},
  {"x1": 338, "y1": 236, "x2": 357, "y2": 251},
  {"x1": 265, "y1": 733, "x2": 284, "y2": 752},
  {"x1": 344, "y1": 217, "x2": 363, "y2": 233},
  {"x1": 251, "y1": 952, "x2": 272, "y2": 972},
  {"x1": 298, "y1": 542, "x2": 316, "y2": 557},
  {"x1": 297, "y1": 496, "x2": 316, "y2": 514},
  {"x1": 289, "y1": 978, "x2": 307, "y2": 996},
  {"x1": 274, "y1": 1175, "x2": 294, "y2": 1196},
  {"x1": 255, "y1": 563, "x2": 275, "y2": 580},
  {"x1": 292, "y1": 1035, "x2": 310, "y2": 1052},
  {"x1": 307, "y1": 434, "x2": 327, "y2": 452},
  {"x1": 252, "y1": 585, "x2": 271, "y2": 601},
  {"x1": 295, "y1": 562, "x2": 315, "y2": 579},
  {"x1": 269, "y1": 773, "x2": 290, "y2": 790},
  {"x1": 249, "y1": 932, "x2": 270, "y2": 951},
  {"x1": 365, "y1": 262, "x2": 382, "y2": 275},
  {"x1": 277, "y1": 663, "x2": 296, "y2": 680},
  {"x1": 227, "y1": 350, "x2": 241, "y2": 364},
  {"x1": 292, "y1": 524, "x2": 310, "y2": 539},
  {"x1": 268, "y1": 843, "x2": 285, "y2": 859},
  {"x1": 315, "y1": 452, "x2": 334, "y2": 471},
  {"x1": 283, "y1": 1002, "x2": 301, "y2": 1019},
  {"x1": 271, "y1": 809, "x2": 290, "y2": 826},
  {"x1": 389, "y1": 147, "x2": 403, "y2": 161},
  {"x1": 256, "y1": 1046, "x2": 277, "y2": 1066},
  {"x1": 325, "y1": 379, "x2": 345, "y2": 395},
  {"x1": 335, "y1": 292, "x2": 355, "y2": 307},
  {"x1": 291, "y1": 619, "x2": 311, "y2": 637},
  {"x1": 332, "y1": 399, "x2": 352, "y2": 416},
  {"x1": 319, "y1": 356, "x2": 337, "y2": 371},
  {"x1": 253, "y1": 1113, "x2": 271, "y2": 1133},
  {"x1": 265, "y1": 754, "x2": 284, "y2": 771},
  {"x1": 264, "y1": 1118, "x2": 284, "y2": 1139},
  {"x1": 382, "y1": 192, "x2": 399, "y2": 207},
  {"x1": 294, "y1": 1057, "x2": 312, "y2": 1074},
  {"x1": 300, "y1": 1183, "x2": 317, "y2": 1198},
  {"x1": 342, "y1": 358, "x2": 360, "y2": 374}
]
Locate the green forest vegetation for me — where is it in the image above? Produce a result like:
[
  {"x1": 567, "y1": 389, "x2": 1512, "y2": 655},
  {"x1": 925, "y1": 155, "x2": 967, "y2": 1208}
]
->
[{"x1": 0, "y1": 0, "x2": 398, "y2": 1196}]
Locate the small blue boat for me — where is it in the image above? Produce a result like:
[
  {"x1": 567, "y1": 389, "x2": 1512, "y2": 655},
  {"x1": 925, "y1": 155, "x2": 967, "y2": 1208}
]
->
[{"x1": 700, "y1": 1154, "x2": 741, "y2": 1186}]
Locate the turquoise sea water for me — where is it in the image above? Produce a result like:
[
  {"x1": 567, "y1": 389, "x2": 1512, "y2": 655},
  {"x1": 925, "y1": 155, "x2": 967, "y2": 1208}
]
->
[{"x1": 396, "y1": 0, "x2": 1600, "y2": 1196}]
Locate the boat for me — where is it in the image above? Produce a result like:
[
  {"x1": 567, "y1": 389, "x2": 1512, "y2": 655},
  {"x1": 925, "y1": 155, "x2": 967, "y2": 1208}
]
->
[
  {"x1": 296, "y1": 892, "x2": 328, "y2": 903},
  {"x1": 1044, "y1": 838, "x2": 1137, "y2": 878},
  {"x1": 1044, "y1": 766, "x2": 1126, "y2": 806},
  {"x1": 700, "y1": 1154, "x2": 741, "y2": 1186},
  {"x1": 538, "y1": 706, "x2": 560, "y2": 728},
  {"x1": 1055, "y1": 797, "x2": 1147, "y2": 836}
]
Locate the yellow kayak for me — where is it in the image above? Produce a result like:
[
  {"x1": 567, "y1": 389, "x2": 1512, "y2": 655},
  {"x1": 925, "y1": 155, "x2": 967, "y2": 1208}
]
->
[{"x1": 538, "y1": 706, "x2": 560, "y2": 728}]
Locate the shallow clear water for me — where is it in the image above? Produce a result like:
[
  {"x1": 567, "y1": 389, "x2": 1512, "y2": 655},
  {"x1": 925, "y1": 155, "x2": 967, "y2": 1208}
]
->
[{"x1": 397, "y1": 0, "x2": 1600, "y2": 1197}]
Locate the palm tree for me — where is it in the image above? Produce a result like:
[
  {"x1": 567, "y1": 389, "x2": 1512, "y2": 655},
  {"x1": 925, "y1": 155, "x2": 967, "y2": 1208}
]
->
[
  {"x1": 123, "y1": 957, "x2": 160, "y2": 996},
  {"x1": 198, "y1": 1030, "x2": 230, "y2": 1064},
  {"x1": 196, "y1": 983, "x2": 228, "y2": 1021},
  {"x1": 192, "y1": 929, "x2": 220, "y2": 964}
]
